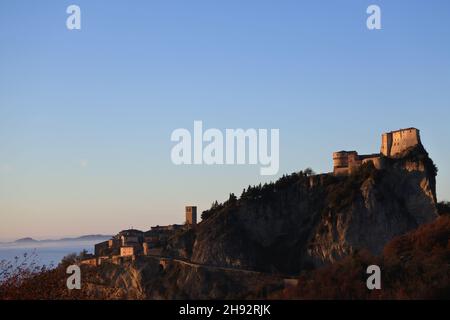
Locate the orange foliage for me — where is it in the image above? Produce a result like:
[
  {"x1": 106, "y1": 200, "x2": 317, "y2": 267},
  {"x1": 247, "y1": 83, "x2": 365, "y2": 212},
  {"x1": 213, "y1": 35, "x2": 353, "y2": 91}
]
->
[{"x1": 278, "y1": 216, "x2": 450, "y2": 300}]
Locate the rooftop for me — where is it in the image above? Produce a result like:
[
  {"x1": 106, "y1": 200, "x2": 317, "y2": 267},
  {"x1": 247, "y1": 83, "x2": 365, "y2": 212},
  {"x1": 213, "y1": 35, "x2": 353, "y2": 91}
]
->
[{"x1": 384, "y1": 127, "x2": 418, "y2": 134}]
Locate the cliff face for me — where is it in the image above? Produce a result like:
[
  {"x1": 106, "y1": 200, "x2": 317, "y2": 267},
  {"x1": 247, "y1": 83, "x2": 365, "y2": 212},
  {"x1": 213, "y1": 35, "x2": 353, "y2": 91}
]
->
[
  {"x1": 309, "y1": 147, "x2": 437, "y2": 266},
  {"x1": 275, "y1": 215, "x2": 450, "y2": 300},
  {"x1": 81, "y1": 257, "x2": 285, "y2": 299},
  {"x1": 167, "y1": 146, "x2": 438, "y2": 273}
]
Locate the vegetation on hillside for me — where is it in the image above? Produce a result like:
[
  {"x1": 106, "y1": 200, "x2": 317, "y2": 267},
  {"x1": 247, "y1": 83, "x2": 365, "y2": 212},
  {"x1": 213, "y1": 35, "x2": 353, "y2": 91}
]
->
[
  {"x1": 274, "y1": 215, "x2": 450, "y2": 299},
  {"x1": 0, "y1": 251, "x2": 100, "y2": 300},
  {"x1": 201, "y1": 168, "x2": 319, "y2": 221},
  {"x1": 201, "y1": 163, "x2": 380, "y2": 222}
]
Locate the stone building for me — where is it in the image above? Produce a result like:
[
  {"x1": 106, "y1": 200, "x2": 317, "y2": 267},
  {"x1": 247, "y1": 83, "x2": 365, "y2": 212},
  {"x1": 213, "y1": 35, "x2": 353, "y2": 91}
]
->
[
  {"x1": 333, "y1": 128, "x2": 421, "y2": 175},
  {"x1": 94, "y1": 238, "x2": 120, "y2": 257},
  {"x1": 120, "y1": 246, "x2": 136, "y2": 257},
  {"x1": 381, "y1": 127, "x2": 421, "y2": 158},
  {"x1": 94, "y1": 240, "x2": 110, "y2": 257},
  {"x1": 118, "y1": 229, "x2": 144, "y2": 245},
  {"x1": 86, "y1": 206, "x2": 198, "y2": 265},
  {"x1": 185, "y1": 206, "x2": 197, "y2": 226}
]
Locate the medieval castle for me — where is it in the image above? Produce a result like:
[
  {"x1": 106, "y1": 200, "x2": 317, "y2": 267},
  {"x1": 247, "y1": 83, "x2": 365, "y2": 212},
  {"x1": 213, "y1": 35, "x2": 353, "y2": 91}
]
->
[{"x1": 333, "y1": 128, "x2": 422, "y2": 175}]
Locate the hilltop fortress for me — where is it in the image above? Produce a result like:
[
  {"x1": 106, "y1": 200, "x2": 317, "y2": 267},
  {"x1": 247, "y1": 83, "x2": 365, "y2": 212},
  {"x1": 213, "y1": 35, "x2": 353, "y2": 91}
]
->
[{"x1": 333, "y1": 128, "x2": 422, "y2": 175}]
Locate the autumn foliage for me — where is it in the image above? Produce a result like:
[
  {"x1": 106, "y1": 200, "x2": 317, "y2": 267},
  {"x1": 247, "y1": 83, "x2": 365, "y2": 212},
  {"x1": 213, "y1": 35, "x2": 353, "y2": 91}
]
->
[
  {"x1": 0, "y1": 251, "x2": 101, "y2": 300},
  {"x1": 277, "y1": 215, "x2": 450, "y2": 299}
]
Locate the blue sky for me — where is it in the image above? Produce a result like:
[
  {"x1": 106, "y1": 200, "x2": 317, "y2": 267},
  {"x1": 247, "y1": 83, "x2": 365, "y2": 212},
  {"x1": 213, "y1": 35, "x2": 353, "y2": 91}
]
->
[{"x1": 1, "y1": 0, "x2": 449, "y2": 240}]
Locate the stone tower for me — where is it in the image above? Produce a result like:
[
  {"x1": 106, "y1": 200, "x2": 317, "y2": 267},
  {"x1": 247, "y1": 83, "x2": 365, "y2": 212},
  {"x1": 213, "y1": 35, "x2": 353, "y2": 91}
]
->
[
  {"x1": 380, "y1": 128, "x2": 421, "y2": 158},
  {"x1": 333, "y1": 151, "x2": 359, "y2": 175},
  {"x1": 185, "y1": 206, "x2": 197, "y2": 226}
]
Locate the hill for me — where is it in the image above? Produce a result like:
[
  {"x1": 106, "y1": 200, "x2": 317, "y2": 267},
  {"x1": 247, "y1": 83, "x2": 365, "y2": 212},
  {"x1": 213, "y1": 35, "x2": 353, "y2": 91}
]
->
[
  {"x1": 14, "y1": 237, "x2": 38, "y2": 244},
  {"x1": 163, "y1": 146, "x2": 438, "y2": 275},
  {"x1": 2, "y1": 235, "x2": 112, "y2": 245}
]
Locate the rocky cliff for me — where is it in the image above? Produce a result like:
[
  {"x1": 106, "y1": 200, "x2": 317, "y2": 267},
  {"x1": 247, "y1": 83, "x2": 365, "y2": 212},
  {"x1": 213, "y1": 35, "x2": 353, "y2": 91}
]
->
[
  {"x1": 164, "y1": 145, "x2": 438, "y2": 274},
  {"x1": 79, "y1": 256, "x2": 286, "y2": 299},
  {"x1": 308, "y1": 146, "x2": 437, "y2": 266}
]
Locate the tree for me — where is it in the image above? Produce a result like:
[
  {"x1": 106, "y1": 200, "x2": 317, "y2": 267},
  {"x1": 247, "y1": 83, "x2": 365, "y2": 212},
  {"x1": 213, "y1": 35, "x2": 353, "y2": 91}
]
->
[{"x1": 304, "y1": 168, "x2": 315, "y2": 176}]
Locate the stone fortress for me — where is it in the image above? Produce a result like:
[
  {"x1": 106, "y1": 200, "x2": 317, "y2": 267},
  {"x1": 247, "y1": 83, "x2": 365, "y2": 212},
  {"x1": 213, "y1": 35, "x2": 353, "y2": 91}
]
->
[{"x1": 333, "y1": 128, "x2": 422, "y2": 175}]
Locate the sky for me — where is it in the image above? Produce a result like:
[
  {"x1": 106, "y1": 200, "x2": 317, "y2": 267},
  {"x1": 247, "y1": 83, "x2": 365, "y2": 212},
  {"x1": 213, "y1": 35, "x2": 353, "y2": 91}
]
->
[{"x1": 1, "y1": 0, "x2": 449, "y2": 241}]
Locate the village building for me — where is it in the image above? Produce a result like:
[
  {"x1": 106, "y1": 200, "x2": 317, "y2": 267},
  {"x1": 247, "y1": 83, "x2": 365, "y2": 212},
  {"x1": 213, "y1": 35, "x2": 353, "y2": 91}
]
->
[{"x1": 84, "y1": 206, "x2": 198, "y2": 265}]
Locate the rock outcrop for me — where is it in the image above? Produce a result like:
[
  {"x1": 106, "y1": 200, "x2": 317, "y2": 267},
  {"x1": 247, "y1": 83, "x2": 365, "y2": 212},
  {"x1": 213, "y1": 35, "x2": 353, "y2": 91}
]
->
[
  {"x1": 166, "y1": 145, "x2": 438, "y2": 273},
  {"x1": 81, "y1": 256, "x2": 285, "y2": 299},
  {"x1": 309, "y1": 146, "x2": 437, "y2": 266}
]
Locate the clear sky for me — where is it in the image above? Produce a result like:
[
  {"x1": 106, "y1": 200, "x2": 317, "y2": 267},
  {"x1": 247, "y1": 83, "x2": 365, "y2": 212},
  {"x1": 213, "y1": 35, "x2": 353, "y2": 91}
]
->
[{"x1": 1, "y1": 0, "x2": 449, "y2": 240}]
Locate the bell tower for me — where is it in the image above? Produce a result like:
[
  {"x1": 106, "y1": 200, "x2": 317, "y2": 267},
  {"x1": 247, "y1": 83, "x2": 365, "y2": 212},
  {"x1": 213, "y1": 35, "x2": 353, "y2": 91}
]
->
[{"x1": 185, "y1": 206, "x2": 197, "y2": 226}]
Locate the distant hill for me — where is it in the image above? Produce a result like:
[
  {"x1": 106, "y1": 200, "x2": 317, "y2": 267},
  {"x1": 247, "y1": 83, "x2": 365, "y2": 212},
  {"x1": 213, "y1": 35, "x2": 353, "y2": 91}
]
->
[
  {"x1": 3, "y1": 235, "x2": 111, "y2": 245},
  {"x1": 14, "y1": 237, "x2": 38, "y2": 244},
  {"x1": 46, "y1": 235, "x2": 112, "y2": 242}
]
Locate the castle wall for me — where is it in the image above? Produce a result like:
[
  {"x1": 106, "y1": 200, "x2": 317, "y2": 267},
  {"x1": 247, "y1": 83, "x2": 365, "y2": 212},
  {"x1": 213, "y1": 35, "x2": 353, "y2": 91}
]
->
[
  {"x1": 380, "y1": 133, "x2": 392, "y2": 156},
  {"x1": 334, "y1": 167, "x2": 349, "y2": 175},
  {"x1": 347, "y1": 152, "x2": 362, "y2": 174},
  {"x1": 362, "y1": 157, "x2": 384, "y2": 169}
]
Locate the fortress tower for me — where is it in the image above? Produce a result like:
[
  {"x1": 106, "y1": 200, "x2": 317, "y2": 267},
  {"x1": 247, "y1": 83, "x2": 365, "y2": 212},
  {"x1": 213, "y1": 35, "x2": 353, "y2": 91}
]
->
[
  {"x1": 380, "y1": 128, "x2": 421, "y2": 158},
  {"x1": 333, "y1": 151, "x2": 360, "y2": 175}
]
